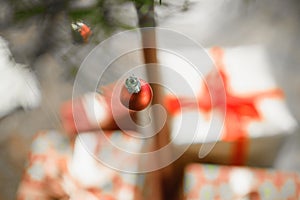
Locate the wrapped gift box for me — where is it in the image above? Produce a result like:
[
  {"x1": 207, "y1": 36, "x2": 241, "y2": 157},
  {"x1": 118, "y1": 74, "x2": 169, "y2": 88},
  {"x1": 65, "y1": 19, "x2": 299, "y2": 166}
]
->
[
  {"x1": 184, "y1": 163, "x2": 300, "y2": 200},
  {"x1": 17, "y1": 130, "x2": 145, "y2": 200},
  {"x1": 160, "y1": 45, "x2": 298, "y2": 165}
]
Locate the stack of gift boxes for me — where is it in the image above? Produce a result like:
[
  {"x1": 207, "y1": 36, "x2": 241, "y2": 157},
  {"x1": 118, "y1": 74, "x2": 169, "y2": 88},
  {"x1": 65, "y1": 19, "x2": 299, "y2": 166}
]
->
[{"x1": 18, "y1": 46, "x2": 299, "y2": 199}]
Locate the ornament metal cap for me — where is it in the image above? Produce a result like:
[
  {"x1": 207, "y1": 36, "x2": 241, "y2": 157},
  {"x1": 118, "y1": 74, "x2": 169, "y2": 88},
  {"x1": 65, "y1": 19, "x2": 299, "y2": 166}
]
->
[{"x1": 125, "y1": 76, "x2": 141, "y2": 94}]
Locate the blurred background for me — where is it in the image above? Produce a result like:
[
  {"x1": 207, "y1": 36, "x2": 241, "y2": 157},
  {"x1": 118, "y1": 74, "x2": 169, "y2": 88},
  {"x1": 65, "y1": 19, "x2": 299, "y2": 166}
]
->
[{"x1": 0, "y1": 0, "x2": 300, "y2": 199}]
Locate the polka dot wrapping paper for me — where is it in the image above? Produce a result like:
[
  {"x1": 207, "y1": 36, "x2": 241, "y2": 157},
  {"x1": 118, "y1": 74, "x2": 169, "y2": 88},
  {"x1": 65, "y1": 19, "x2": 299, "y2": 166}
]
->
[
  {"x1": 184, "y1": 163, "x2": 300, "y2": 200},
  {"x1": 17, "y1": 131, "x2": 145, "y2": 200}
]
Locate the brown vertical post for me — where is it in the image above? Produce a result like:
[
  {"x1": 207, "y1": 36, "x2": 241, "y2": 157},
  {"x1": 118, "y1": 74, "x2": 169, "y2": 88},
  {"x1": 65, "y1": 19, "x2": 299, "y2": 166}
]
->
[{"x1": 134, "y1": 1, "x2": 179, "y2": 200}]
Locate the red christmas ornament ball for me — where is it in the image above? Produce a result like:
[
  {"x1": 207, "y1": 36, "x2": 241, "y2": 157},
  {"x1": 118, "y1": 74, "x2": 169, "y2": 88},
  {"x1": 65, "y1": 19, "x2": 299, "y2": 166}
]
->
[{"x1": 120, "y1": 77, "x2": 152, "y2": 111}]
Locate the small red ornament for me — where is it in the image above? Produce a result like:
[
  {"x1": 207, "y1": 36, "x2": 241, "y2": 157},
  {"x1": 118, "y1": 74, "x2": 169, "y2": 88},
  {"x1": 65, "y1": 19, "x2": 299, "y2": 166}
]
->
[
  {"x1": 120, "y1": 76, "x2": 153, "y2": 111},
  {"x1": 71, "y1": 21, "x2": 92, "y2": 43}
]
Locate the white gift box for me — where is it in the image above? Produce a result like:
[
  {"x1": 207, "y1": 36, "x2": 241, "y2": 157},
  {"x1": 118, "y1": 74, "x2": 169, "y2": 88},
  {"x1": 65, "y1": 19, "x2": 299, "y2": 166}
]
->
[{"x1": 159, "y1": 45, "x2": 298, "y2": 165}]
